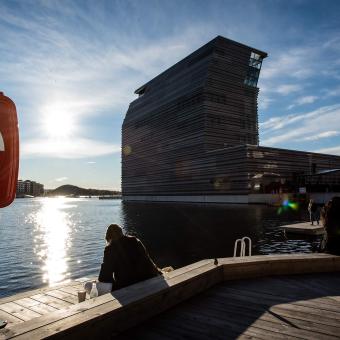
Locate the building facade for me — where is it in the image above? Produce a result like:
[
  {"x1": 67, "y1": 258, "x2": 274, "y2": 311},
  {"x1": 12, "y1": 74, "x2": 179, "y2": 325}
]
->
[
  {"x1": 122, "y1": 36, "x2": 340, "y2": 203},
  {"x1": 17, "y1": 180, "x2": 44, "y2": 197}
]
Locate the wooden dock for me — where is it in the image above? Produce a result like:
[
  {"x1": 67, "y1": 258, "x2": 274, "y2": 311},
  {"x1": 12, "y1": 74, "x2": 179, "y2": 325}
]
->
[
  {"x1": 119, "y1": 271, "x2": 340, "y2": 339},
  {"x1": 0, "y1": 254, "x2": 339, "y2": 339},
  {"x1": 281, "y1": 222, "x2": 325, "y2": 235},
  {"x1": 0, "y1": 277, "x2": 94, "y2": 328}
]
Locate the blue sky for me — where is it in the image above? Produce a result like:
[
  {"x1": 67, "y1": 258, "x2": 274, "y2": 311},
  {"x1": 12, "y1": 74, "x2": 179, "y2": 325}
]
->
[{"x1": 1, "y1": 0, "x2": 340, "y2": 190}]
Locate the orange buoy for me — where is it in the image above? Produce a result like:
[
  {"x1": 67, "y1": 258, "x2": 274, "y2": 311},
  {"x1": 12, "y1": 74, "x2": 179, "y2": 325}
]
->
[{"x1": 0, "y1": 92, "x2": 19, "y2": 208}]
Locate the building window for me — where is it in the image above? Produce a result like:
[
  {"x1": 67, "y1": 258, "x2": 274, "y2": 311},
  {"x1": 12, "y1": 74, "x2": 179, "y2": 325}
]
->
[
  {"x1": 134, "y1": 85, "x2": 147, "y2": 97},
  {"x1": 244, "y1": 52, "x2": 263, "y2": 87}
]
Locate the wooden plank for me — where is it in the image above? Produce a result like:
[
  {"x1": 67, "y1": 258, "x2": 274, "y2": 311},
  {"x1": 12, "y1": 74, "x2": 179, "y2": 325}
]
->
[
  {"x1": 122, "y1": 311, "x2": 248, "y2": 340},
  {"x1": 13, "y1": 298, "x2": 40, "y2": 309},
  {"x1": 139, "y1": 303, "x2": 321, "y2": 340},
  {"x1": 0, "y1": 277, "x2": 96, "y2": 305},
  {"x1": 58, "y1": 285, "x2": 90, "y2": 300},
  {"x1": 45, "y1": 290, "x2": 78, "y2": 304},
  {"x1": 223, "y1": 285, "x2": 340, "y2": 314},
  {"x1": 190, "y1": 290, "x2": 340, "y2": 337},
  {"x1": 179, "y1": 294, "x2": 339, "y2": 339},
  {"x1": 0, "y1": 310, "x2": 22, "y2": 327},
  {"x1": 1, "y1": 255, "x2": 340, "y2": 339},
  {"x1": 0, "y1": 302, "x2": 41, "y2": 322},
  {"x1": 279, "y1": 274, "x2": 340, "y2": 295},
  {"x1": 0, "y1": 261, "x2": 222, "y2": 339},
  {"x1": 206, "y1": 288, "x2": 340, "y2": 324},
  {"x1": 225, "y1": 275, "x2": 340, "y2": 307},
  {"x1": 28, "y1": 304, "x2": 58, "y2": 315},
  {"x1": 30, "y1": 294, "x2": 72, "y2": 310},
  {"x1": 228, "y1": 272, "x2": 340, "y2": 295},
  {"x1": 58, "y1": 284, "x2": 84, "y2": 296},
  {"x1": 220, "y1": 254, "x2": 340, "y2": 280},
  {"x1": 0, "y1": 281, "x2": 77, "y2": 305}
]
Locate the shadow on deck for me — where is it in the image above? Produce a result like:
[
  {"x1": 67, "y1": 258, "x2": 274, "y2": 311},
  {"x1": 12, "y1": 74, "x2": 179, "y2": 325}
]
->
[
  {"x1": 118, "y1": 271, "x2": 340, "y2": 339},
  {"x1": 1, "y1": 254, "x2": 340, "y2": 339}
]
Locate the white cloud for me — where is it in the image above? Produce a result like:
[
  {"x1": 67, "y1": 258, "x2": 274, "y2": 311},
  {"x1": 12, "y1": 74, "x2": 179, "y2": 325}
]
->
[
  {"x1": 261, "y1": 104, "x2": 340, "y2": 146},
  {"x1": 324, "y1": 86, "x2": 340, "y2": 97},
  {"x1": 21, "y1": 137, "x2": 121, "y2": 159},
  {"x1": 260, "y1": 104, "x2": 340, "y2": 133},
  {"x1": 0, "y1": 8, "x2": 211, "y2": 159},
  {"x1": 302, "y1": 131, "x2": 339, "y2": 141},
  {"x1": 54, "y1": 177, "x2": 68, "y2": 182},
  {"x1": 261, "y1": 47, "x2": 315, "y2": 81},
  {"x1": 276, "y1": 84, "x2": 302, "y2": 95},
  {"x1": 258, "y1": 94, "x2": 273, "y2": 110},
  {"x1": 261, "y1": 105, "x2": 340, "y2": 146},
  {"x1": 315, "y1": 145, "x2": 340, "y2": 156},
  {"x1": 296, "y1": 96, "x2": 318, "y2": 105},
  {"x1": 288, "y1": 95, "x2": 318, "y2": 109},
  {"x1": 258, "y1": 39, "x2": 340, "y2": 111}
]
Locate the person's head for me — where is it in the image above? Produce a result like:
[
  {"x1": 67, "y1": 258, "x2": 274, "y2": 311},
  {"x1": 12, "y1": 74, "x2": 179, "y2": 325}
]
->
[{"x1": 105, "y1": 224, "x2": 124, "y2": 244}]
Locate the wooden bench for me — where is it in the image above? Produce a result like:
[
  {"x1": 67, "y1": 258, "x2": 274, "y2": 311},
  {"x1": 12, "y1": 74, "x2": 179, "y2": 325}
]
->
[{"x1": 1, "y1": 254, "x2": 339, "y2": 339}]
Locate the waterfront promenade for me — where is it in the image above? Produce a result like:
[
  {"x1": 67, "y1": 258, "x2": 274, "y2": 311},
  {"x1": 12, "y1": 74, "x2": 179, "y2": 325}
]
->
[
  {"x1": 1, "y1": 253, "x2": 340, "y2": 339},
  {"x1": 120, "y1": 271, "x2": 340, "y2": 339}
]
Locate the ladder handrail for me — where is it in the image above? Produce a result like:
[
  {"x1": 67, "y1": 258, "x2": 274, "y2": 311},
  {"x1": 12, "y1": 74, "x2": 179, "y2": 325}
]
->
[
  {"x1": 233, "y1": 236, "x2": 252, "y2": 257},
  {"x1": 233, "y1": 239, "x2": 242, "y2": 257},
  {"x1": 242, "y1": 236, "x2": 252, "y2": 256}
]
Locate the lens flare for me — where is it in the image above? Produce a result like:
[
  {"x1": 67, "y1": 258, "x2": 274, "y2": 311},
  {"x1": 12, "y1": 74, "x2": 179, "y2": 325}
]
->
[{"x1": 277, "y1": 199, "x2": 299, "y2": 214}]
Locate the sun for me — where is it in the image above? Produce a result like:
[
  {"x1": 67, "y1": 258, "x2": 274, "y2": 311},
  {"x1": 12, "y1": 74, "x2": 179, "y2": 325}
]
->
[{"x1": 43, "y1": 103, "x2": 76, "y2": 138}]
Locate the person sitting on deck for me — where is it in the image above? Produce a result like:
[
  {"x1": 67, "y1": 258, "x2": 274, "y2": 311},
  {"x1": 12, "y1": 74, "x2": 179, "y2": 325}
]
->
[
  {"x1": 85, "y1": 224, "x2": 162, "y2": 296},
  {"x1": 320, "y1": 197, "x2": 340, "y2": 255}
]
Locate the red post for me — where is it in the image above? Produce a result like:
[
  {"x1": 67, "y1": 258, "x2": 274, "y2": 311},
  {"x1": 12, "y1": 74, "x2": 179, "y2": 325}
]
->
[{"x1": 0, "y1": 92, "x2": 19, "y2": 208}]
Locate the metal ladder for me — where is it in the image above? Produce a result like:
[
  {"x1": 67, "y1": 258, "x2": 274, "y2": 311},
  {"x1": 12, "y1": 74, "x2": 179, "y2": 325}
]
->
[{"x1": 233, "y1": 236, "x2": 252, "y2": 257}]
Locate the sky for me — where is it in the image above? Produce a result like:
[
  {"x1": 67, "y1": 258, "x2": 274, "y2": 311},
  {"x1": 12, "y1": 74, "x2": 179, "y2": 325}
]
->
[{"x1": 1, "y1": 0, "x2": 340, "y2": 190}]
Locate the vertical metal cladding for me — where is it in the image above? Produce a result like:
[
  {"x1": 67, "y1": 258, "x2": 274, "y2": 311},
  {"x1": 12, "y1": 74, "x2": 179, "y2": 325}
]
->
[
  {"x1": 122, "y1": 36, "x2": 266, "y2": 197},
  {"x1": 0, "y1": 92, "x2": 19, "y2": 208},
  {"x1": 121, "y1": 36, "x2": 340, "y2": 199}
]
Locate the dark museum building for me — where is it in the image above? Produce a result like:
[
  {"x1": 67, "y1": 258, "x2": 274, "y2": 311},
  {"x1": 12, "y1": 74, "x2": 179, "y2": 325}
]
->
[{"x1": 122, "y1": 36, "x2": 340, "y2": 203}]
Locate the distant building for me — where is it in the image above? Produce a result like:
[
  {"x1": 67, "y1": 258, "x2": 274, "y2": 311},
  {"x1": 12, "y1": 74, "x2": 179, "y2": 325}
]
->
[
  {"x1": 16, "y1": 180, "x2": 44, "y2": 197},
  {"x1": 122, "y1": 36, "x2": 340, "y2": 204}
]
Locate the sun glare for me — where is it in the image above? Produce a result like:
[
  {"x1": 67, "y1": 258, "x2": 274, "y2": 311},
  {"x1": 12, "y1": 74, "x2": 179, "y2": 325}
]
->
[
  {"x1": 43, "y1": 104, "x2": 76, "y2": 138},
  {"x1": 32, "y1": 197, "x2": 74, "y2": 284}
]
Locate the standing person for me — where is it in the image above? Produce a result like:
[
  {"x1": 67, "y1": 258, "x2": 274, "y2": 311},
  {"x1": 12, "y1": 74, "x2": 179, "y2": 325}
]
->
[
  {"x1": 85, "y1": 224, "x2": 161, "y2": 296},
  {"x1": 320, "y1": 197, "x2": 340, "y2": 255},
  {"x1": 308, "y1": 199, "x2": 319, "y2": 225}
]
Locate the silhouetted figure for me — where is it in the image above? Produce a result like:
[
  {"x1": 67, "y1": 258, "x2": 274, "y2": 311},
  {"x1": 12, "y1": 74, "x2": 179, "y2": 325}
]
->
[
  {"x1": 85, "y1": 224, "x2": 161, "y2": 296},
  {"x1": 321, "y1": 197, "x2": 340, "y2": 255},
  {"x1": 308, "y1": 199, "x2": 319, "y2": 225}
]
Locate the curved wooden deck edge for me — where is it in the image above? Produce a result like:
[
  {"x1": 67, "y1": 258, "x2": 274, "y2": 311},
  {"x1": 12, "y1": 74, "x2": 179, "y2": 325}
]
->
[{"x1": 1, "y1": 254, "x2": 339, "y2": 339}]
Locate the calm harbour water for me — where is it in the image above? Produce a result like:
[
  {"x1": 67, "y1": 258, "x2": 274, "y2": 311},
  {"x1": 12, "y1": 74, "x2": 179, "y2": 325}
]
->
[{"x1": 0, "y1": 197, "x2": 318, "y2": 297}]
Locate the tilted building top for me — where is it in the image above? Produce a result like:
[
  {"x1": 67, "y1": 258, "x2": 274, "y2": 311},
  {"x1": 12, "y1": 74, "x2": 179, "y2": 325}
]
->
[{"x1": 122, "y1": 36, "x2": 340, "y2": 203}]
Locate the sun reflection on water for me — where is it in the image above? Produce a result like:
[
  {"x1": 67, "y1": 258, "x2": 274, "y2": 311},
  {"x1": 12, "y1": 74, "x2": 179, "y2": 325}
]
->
[{"x1": 31, "y1": 197, "x2": 74, "y2": 285}]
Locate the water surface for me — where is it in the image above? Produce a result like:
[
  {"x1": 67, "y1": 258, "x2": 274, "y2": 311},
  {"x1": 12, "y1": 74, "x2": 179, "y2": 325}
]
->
[{"x1": 0, "y1": 197, "x2": 317, "y2": 297}]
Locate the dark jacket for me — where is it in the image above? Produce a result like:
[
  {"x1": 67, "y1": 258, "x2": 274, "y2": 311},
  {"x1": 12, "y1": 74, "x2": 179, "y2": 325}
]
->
[
  {"x1": 98, "y1": 235, "x2": 161, "y2": 290},
  {"x1": 321, "y1": 197, "x2": 340, "y2": 255}
]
